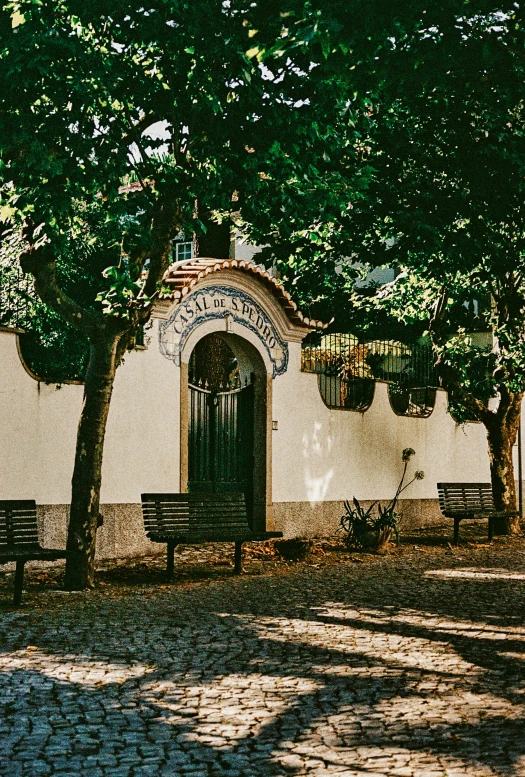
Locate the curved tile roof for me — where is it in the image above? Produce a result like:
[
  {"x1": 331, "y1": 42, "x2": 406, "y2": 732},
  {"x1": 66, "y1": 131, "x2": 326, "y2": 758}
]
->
[{"x1": 161, "y1": 257, "x2": 328, "y2": 330}]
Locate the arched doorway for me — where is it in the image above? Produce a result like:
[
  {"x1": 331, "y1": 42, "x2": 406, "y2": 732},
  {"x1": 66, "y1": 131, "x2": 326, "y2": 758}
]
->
[
  {"x1": 157, "y1": 258, "x2": 328, "y2": 538},
  {"x1": 186, "y1": 332, "x2": 267, "y2": 531}
]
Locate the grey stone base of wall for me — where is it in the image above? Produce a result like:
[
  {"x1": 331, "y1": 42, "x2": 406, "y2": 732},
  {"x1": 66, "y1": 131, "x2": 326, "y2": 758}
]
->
[
  {"x1": 22, "y1": 499, "x2": 446, "y2": 567},
  {"x1": 37, "y1": 503, "x2": 161, "y2": 561},
  {"x1": 272, "y1": 499, "x2": 446, "y2": 540}
]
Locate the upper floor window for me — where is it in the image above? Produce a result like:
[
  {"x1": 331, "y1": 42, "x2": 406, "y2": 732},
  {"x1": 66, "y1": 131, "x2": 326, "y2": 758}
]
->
[{"x1": 175, "y1": 241, "x2": 193, "y2": 262}]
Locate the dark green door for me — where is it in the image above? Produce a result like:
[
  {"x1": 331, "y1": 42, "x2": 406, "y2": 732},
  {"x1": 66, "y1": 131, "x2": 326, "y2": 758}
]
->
[{"x1": 188, "y1": 379, "x2": 254, "y2": 522}]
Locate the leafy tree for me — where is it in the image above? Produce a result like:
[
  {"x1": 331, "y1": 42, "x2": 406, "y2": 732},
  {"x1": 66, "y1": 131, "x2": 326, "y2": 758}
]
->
[
  {"x1": 362, "y1": 5, "x2": 525, "y2": 532},
  {"x1": 0, "y1": 0, "x2": 362, "y2": 587},
  {"x1": 261, "y1": 3, "x2": 525, "y2": 532},
  {"x1": 1, "y1": 220, "x2": 90, "y2": 382}
]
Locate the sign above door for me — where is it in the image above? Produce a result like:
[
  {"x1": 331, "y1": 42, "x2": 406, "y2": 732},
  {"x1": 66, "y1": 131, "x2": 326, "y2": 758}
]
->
[{"x1": 159, "y1": 285, "x2": 289, "y2": 377}]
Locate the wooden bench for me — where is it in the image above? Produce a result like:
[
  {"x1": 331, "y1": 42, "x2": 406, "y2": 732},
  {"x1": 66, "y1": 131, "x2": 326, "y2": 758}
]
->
[
  {"x1": 141, "y1": 492, "x2": 282, "y2": 579},
  {"x1": 0, "y1": 500, "x2": 69, "y2": 605},
  {"x1": 437, "y1": 483, "x2": 519, "y2": 544}
]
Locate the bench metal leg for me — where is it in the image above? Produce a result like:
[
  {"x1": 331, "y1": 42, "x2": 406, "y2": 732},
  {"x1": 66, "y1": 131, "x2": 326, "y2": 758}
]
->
[
  {"x1": 488, "y1": 517, "x2": 494, "y2": 542},
  {"x1": 453, "y1": 518, "x2": 460, "y2": 546},
  {"x1": 14, "y1": 560, "x2": 25, "y2": 606},
  {"x1": 166, "y1": 541, "x2": 176, "y2": 581},
  {"x1": 234, "y1": 542, "x2": 243, "y2": 575}
]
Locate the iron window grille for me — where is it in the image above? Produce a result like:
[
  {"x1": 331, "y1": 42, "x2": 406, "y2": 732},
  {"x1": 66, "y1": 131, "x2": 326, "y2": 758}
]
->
[
  {"x1": 0, "y1": 262, "x2": 33, "y2": 329},
  {"x1": 447, "y1": 389, "x2": 482, "y2": 424},
  {"x1": 301, "y1": 333, "x2": 440, "y2": 417}
]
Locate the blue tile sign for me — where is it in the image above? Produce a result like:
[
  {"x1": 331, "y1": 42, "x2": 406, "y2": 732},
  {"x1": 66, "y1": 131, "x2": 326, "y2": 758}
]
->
[{"x1": 159, "y1": 286, "x2": 289, "y2": 377}]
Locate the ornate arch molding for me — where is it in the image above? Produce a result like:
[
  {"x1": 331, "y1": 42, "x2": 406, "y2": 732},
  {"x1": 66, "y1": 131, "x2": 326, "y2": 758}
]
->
[{"x1": 154, "y1": 258, "x2": 328, "y2": 377}]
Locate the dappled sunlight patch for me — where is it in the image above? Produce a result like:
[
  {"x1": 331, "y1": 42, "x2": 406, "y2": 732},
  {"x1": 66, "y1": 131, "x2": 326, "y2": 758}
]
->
[
  {"x1": 149, "y1": 673, "x2": 320, "y2": 747},
  {"x1": 228, "y1": 611, "x2": 482, "y2": 677},
  {"x1": 297, "y1": 742, "x2": 502, "y2": 777},
  {"x1": 498, "y1": 651, "x2": 525, "y2": 662},
  {"x1": 312, "y1": 602, "x2": 525, "y2": 642},
  {"x1": 0, "y1": 650, "x2": 154, "y2": 686},
  {"x1": 291, "y1": 741, "x2": 498, "y2": 777},
  {"x1": 292, "y1": 692, "x2": 522, "y2": 777},
  {"x1": 372, "y1": 691, "x2": 522, "y2": 727},
  {"x1": 302, "y1": 421, "x2": 334, "y2": 504},
  {"x1": 424, "y1": 567, "x2": 525, "y2": 581}
]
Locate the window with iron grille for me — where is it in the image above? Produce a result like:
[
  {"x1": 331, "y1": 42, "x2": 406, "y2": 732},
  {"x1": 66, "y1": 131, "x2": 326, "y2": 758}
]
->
[{"x1": 301, "y1": 333, "x2": 440, "y2": 417}]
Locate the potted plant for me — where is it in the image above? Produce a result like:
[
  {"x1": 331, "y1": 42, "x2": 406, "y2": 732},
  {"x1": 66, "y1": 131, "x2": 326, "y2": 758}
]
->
[{"x1": 339, "y1": 448, "x2": 424, "y2": 551}]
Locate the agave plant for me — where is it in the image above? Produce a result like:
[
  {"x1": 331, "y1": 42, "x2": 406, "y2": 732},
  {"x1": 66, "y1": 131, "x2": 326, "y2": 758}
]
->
[{"x1": 339, "y1": 449, "x2": 424, "y2": 550}]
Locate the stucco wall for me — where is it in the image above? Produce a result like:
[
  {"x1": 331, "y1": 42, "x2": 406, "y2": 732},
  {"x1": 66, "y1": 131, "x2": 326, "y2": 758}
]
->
[
  {"x1": 1, "y1": 325, "x2": 181, "y2": 558},
  {"x1": 0, "y1": 326, "x2": 181, "y2": 506},
  {"x1": 267, "y1": 341, "x2": 498, "y2": 537},
  {"x1": 0, "y1": 303, "x2": 517, "y2": 557},
  {"x1": 271, "y1": 341, "x2": 491, "y2": 505}
]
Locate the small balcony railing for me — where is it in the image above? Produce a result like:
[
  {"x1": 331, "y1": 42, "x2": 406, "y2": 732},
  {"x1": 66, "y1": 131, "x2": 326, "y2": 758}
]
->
[{"x1": 301, "y1": 333, "x2": 440, "y2": 417}]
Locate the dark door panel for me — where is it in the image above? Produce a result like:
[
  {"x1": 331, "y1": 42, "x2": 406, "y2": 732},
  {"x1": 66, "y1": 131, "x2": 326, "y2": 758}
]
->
[{"x1": 189, "y1": 380, "x2": 254, "y2": 525}]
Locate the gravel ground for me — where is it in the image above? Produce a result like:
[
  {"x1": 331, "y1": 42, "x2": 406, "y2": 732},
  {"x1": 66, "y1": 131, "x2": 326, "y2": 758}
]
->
[{"x1": 1, "y1": 524, "x2": 525, "y2": 776}]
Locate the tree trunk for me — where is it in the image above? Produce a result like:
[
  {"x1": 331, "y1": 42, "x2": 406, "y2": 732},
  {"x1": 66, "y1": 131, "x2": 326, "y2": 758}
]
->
[
  {"x1": 195, "y1": 207, "x2": 232, "y2": 259},
  {"x1": 486, "y1": 398, "x2": 522, "y2": 535},
  {"x1": 64, "y1": 335, "x2": 122, "y2": 589}
]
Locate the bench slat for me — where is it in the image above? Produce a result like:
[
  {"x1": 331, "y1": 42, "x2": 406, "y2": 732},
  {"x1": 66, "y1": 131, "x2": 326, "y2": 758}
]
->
[
  {"x1": 0, "y1": 548, "x2": 68, "y2": 563},
  {"x1": 143, "y1": 508, "x2": 248, "y2": 518},
  {"x1": 149, "y1": 533, "x2": 257, "y2": 543},
  {"x1": 142, "y1": 493, "x2": 245, "y2": 502},
  {"x1": 0, "y1": 539, "x2": 41, "y2": 549},
  {"x1": 438, "y1": 483, "x2": 496, "y2": 517},
  {"x1": 0, "y1": 500, "x2": 69, "y2": 604},
  {"x1": 436, "y1": 482, "x2": 518, "y2": 544},
  {"x1": 141, "y1": 492, "x2": 282, "y2": 579}
]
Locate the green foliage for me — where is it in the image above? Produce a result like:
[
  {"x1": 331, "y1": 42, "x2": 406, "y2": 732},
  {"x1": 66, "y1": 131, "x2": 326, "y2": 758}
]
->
[
  {"x1": 0, "y1": 0, "x2": 358, "y2": 241},
  {"x1": 19, "y1": 319, "x2": 89, "y2": 384},
  {"x1": 95, "y1": 265, "x2": 152, "y2": 320},
  {"x1": 250, "y1": 4, "x2": 525, "y2": 423},
  {"x1": 0, "y1": 0, "x2": 377, "y2": 367},
  {"x1": 0, "y1": 248, "x2": 89, "y2": 381},
  {"x1": 339, "y1": 496, "x2": 400, "y2": 550},
  {"x1": 348, "y1": 6, "x2": 525, "y2": 405}
]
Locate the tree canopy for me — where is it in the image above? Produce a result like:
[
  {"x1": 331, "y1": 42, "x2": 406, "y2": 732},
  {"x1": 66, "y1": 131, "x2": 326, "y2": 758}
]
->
[
  {"x1": 264, "y1": 2, "x2": 525, "y2": 524},
  {"x1": 0, "y1": 0, "x2": 372, "y2": 586}
]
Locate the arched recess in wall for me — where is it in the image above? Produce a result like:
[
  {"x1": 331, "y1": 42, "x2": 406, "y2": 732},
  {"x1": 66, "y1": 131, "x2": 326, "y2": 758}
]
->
[
  {"x1": 15, "y1": 334, "x2": 85, "y2": 386},
  {"x1": 317, "y1": 374, "x2": 375, "y2": 412},
  {"x1": 447, "y1": 390, "x2": 482, "y2": 424},
  {"x1": 388, "y1": 384, "x2": 437, "y2": 418},
  {"x1": 180, "y1": 324, "x2": 272, "y2": 535},
  {"x1": 157, "y1": 257, "x2": 329, "y2": 530},
  {"x1": 301, "y1": 334, "x2": 375, "y2": 412}
]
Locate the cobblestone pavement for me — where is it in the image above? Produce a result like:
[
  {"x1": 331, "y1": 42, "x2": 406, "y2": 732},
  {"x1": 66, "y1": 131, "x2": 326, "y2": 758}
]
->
[{"x1": 1, "y1": 527, "x2": 525, "y2": 776}]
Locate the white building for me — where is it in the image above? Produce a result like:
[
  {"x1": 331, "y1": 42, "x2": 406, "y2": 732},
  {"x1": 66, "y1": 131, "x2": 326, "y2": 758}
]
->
[{"x1": 0, "y1": 257, "x2": 500, "y2": 559}]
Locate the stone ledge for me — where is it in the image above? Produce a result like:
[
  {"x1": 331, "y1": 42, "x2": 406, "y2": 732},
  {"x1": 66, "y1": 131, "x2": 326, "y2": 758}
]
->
[{"x1": 272, "y1": 499, "x2": 445, "y2": 539}]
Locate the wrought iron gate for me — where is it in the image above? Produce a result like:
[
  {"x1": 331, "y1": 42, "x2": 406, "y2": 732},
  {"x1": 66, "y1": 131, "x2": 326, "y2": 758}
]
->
[{"x1": 188, "y1": 378, "x2": 255, "y2": 520}]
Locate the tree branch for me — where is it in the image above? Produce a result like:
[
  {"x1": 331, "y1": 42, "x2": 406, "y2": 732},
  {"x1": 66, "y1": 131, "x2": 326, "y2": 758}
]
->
[
  {"x1": 121, "y1": 111, "x2": 161, "y2": 145},
  {"x1": 141, "y1": 195, "x2": 182, "y2": 302},
  {"x1": 428, "y1": 286, "x2": 448, "y2": 342},
  {"x1": 19, "y1": 237, "x2": 106, "y2": 340},
  {"x1": 428, "y1": 285, "x2": 492, "y2": 424},
  {"x1": 441, "y1": 363, "x2": 492, "y2": 425}
]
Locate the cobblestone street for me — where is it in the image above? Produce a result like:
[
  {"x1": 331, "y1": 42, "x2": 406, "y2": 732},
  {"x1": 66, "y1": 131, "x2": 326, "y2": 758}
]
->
[{"x1": 1, "y1": 528, "x2": 525, "y2": 777}]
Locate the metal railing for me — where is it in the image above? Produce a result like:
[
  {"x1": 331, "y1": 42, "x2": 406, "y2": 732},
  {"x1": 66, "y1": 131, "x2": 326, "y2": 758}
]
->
[
  {"x1": 302, "y1": 333, "x2": 440, "y2": 416},
  {"x1": 0, "y1": 262, "x2": 33, "y2": 329},
  {"x1": 0, "y1": 262, "x2": 91, "y2": 383}
]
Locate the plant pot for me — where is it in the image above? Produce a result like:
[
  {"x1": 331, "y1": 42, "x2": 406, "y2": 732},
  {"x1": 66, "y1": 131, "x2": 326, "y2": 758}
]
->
[
  {"x1": 357, "y1": 526, "x2": 394, "y2": 551},
  {"x1": 274, "y1": 538, "x2": 313, "y2": 561},
  {"x1": 358, "y1": 527, "x2": 381, "y2": 549}
]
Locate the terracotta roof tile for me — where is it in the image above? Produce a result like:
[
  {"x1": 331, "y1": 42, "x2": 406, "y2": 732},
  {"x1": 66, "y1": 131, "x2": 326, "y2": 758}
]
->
[{"x1": 162, "y1": 258, "x2": 328, "y2": 330}]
